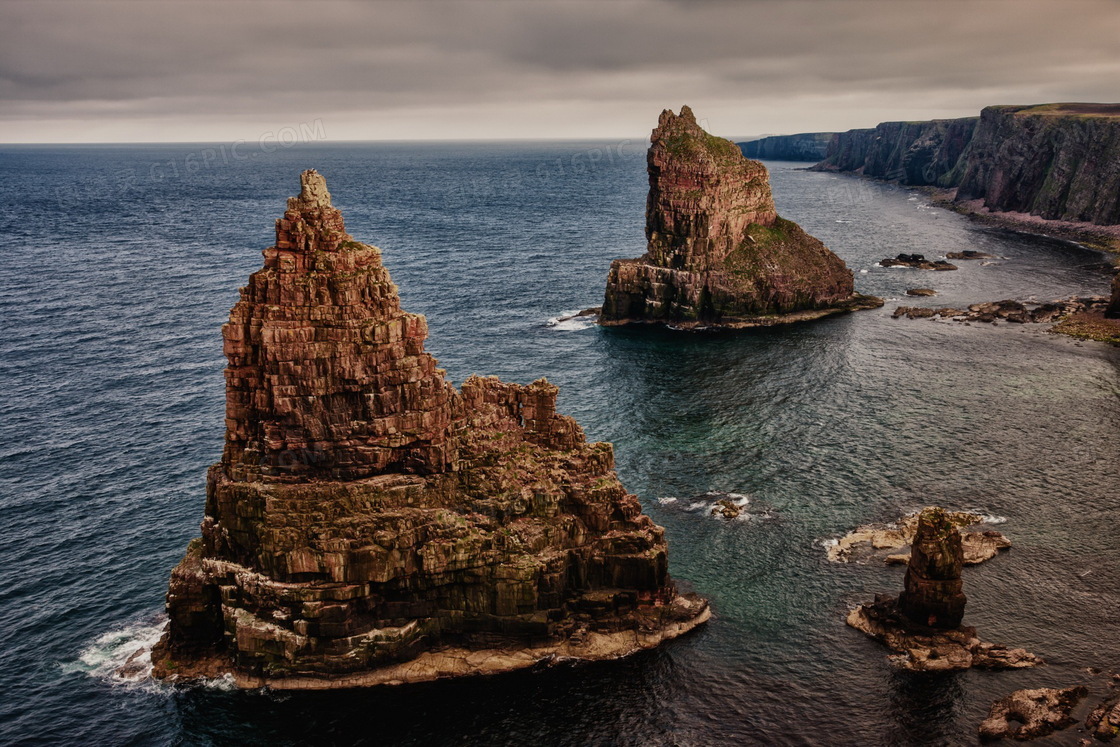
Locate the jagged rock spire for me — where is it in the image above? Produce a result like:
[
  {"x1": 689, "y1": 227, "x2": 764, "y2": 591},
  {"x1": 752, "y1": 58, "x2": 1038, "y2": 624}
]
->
[{"x1": 224, "y1": 170, "x2": 456, "y2": 480}]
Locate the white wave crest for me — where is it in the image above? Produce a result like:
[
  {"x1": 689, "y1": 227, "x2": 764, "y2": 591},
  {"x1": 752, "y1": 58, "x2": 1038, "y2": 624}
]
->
[
  {"x1": 546, "y1": 309, "x2": 597, "y2": 332},
  {"x1": 63, "y1": 618, "x2": 167, "y2": 689}
]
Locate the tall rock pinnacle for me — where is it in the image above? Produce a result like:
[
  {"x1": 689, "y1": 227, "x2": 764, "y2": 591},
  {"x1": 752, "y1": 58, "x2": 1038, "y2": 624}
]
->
[
  {"x1": 224, "y1": 168, "x2": 455, "y2": 480},
  {"x1": 152, "y1": 171, "x2": 708, "y2": 688},
  {"x1": 898, "y1": 507, "x2": 967, "y2": 628},
  {"x1": 600, "y1": 106, "x2": 879, "y2": 328}
]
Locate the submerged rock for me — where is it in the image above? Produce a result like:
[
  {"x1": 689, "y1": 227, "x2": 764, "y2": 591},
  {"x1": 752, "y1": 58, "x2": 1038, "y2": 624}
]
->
[
  {"x1": 827, "y1": 508, "x2": 1011, "y2": 566},
  {"x1": 846, "y1": 507, "x2": 1039, "y2": 671},
  {"x1": 600, "y1": 106, "x2": 880, "y2": 330},
  {"x1": 946, "y1": 250, "x2": 996, "y2": 260},
  {"x1": 978, "y1": 687, "x2": 1088, "y2": 742},
  {"x1": 150, "y1": 170, "x2": 709, "y2": 689},
  {"x1": 906, "y1": 288, "x2": 937, "y2": 296}
]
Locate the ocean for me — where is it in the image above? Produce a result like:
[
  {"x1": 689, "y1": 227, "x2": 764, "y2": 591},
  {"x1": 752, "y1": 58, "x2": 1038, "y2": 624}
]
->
[{"x1": 0, "y1": 141, "x2": 1117, "y2": 745}]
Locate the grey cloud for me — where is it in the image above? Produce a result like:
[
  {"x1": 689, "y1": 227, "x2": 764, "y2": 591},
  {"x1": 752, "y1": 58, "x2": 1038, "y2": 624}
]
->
[{"x1": 1, "y1": 0, "x2": 1118, "y2": 141}]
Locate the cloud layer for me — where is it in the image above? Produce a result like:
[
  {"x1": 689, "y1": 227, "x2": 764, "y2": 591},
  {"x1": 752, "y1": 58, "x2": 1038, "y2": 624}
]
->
[{"x1": 2, "y1": 0, "x2": 1118, "y2": 142}]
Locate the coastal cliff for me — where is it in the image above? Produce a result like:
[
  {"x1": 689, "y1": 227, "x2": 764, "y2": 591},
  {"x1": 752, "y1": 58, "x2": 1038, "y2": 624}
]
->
[
  {"x1": 813, "y1": 118, "x2": 978, "y2": 186},
  {"x1": 738, "y1": 132, "x2": 832, "y2": 162},
  {"x1": 600, "y1": 107, "x2": 879, "y2": 329},
  {"x1": 955, "y1": 104, "x2": 1120, "y2": 225},
  {"x1": 151, "y1": 170, "x2": 708, "y2": 689},
  {"x1": 810, "y1": 104, "x2": 1120, "y2": 229}
]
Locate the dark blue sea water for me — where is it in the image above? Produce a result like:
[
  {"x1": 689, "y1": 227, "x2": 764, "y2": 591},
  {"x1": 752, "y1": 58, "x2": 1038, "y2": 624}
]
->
[{"x1": 0, "y1": 142, "x2": 1117, "y2": 746}]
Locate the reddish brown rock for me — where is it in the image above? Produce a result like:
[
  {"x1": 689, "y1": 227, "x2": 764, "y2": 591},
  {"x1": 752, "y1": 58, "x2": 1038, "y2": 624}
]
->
[
  {"x1": 151, "y1": 170, "x2": 708, "y2": 689},
  {"x1": 600, "y1": 106, "x2": 880, "y2": 329},
  {"x1": 1108, "y1": 273, "x2": 1120, "y2": 318}
]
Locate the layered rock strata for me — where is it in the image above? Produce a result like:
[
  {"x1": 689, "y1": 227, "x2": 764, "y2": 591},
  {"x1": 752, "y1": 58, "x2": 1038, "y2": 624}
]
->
[
  {"x1": 814, "y1": 118, "x2": 978, "y2": 186},
  {"x1": 812, "y1": 104, "x2": 1120, "y2": 227},
  {"x1": 151, "y1": 170, "x2": 709, "y2": 688},
  {"x1": 600, "y1": 106, "x2": 880, "y2": 329},
  {"x1": 899, "y1": 507, "x2": 966, "y2": 628},
  {"x1": 847, "y1": 507, "x2": 1040, "y2": 671}
]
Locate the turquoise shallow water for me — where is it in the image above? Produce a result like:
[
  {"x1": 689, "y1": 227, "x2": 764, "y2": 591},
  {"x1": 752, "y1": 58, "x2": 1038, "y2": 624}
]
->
[{"x1": 0, "y1": 143, "x2": 1117, "y2": 745}]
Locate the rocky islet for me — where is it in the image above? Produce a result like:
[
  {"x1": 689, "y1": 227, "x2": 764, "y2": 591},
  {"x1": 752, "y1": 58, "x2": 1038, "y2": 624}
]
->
[
  {"x1": 150, "y1": 170, "x2": 709, "y2": 688},
  {"x1": 600, "y1": 106, "x2": 881, "y2": 329},
  {"x1": 846, "y1": 507, "x2": 1041, "y2": 672}
]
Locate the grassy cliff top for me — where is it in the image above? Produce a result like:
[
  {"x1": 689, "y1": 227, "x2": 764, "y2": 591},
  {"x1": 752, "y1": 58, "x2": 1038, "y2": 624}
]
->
[{"x1": 993, "y1": 103, "x2": 1120, "y2": 118}]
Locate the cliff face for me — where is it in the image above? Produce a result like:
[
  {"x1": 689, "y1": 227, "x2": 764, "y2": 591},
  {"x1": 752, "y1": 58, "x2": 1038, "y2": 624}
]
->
[
  {"x1": 956, "y1": 105, "x2": 1120, "y2": 224},
  {"x1": 601, "y1": 107, "x2": 866, "y2": 328},
  {"x1": 152, "y1": 170, "x2": 708, "y2": 688},
  {"x1": 1109, "y1": 273, "x2": 1120, "y2": 318},
  {"x1": 813, "y1": 104, "x2": 1120, "y2": 226},
  {"x1": 738, "y1": 132, "x2": 832, "y2": 161},
  {"x1": 813, "y1": 118, "x2": 978, "y2": 186}
]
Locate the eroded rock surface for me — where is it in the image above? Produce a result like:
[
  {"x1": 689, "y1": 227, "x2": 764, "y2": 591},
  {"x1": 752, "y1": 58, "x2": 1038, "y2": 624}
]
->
[
  {"x1": 151, "y1": 170, "x2": 708, "y2": 689},
  {"x1": 601, "y1": 106, "x2": 879, "y2": 329},
  {"x1": 978, "y1": 687, "x2": 1087, "y2": 742},
  {"x1": 892, "y1": 296, "x2": 1112, "y2": 326},
  {"x1": 846, "y1": 507, "x2": 1039, "y2": 671},
  {"x1": 1087, "y1": 691, "x2": 1120, "y2": 741},
  {"x1": 847, "y1": 596, "x2": 1042, "y2": 672},
  {"x1": 827, "y1": 509, "x2": 1010, "y2": 566}
]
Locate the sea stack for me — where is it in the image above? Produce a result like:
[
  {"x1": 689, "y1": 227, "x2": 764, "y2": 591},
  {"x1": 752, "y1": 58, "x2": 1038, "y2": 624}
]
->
[
  {"x1": 898, "y1": 507, "x2": 967, "y2": 628},
  {"x1": 846, "y1": 507, "x2": 1040, "y2": 671},
  {"x1": 151, "y1": 170, "x2": 708, "y2": 688},
  {"x1": 600, "y1": 106, "x2": 880, "y2": 329}
]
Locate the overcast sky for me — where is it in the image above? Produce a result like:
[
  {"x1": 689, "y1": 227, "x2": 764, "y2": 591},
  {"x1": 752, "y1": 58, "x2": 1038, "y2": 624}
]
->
[{"x1": 2, "y1": 0, "x2": 1118, "y2": 143}]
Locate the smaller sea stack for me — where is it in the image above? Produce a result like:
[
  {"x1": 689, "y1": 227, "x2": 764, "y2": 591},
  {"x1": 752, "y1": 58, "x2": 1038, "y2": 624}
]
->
[
  {"x1": 846, "y1": 506, "x2": 1040, "y2": 671},
  {"x1": 600, "y1": 106, "x2": 879, "y2": 329},
  {"x1": 898, "y1": 507, "x2": 967, "y2": 628}
]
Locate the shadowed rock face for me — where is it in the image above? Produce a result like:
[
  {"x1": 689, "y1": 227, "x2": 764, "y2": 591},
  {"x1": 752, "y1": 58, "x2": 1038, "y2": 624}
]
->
[
  {"x1": 899, "y1": 507, "x2": 967, "y2": 629},
  {"x1": 738, "y1": 133, "x2": 833, "y2": 162},
  {"x1": 1108, "y1": 274, "x2": 1120, "y2": 318},
  {"x1": 152, "y1": 170, "x2": 708, "y2": 688},
  {"x1": 813, "y1": 104, "x2": 1120, "y2": 226},
  {"x1": 601, "y1": 106, "x2": 864, "y2": 328}
]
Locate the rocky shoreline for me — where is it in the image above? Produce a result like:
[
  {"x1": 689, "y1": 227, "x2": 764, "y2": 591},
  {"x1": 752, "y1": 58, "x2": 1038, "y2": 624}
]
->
[{"x1": 891, "y1": 296, "x2": 1120, "y2": 344}]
